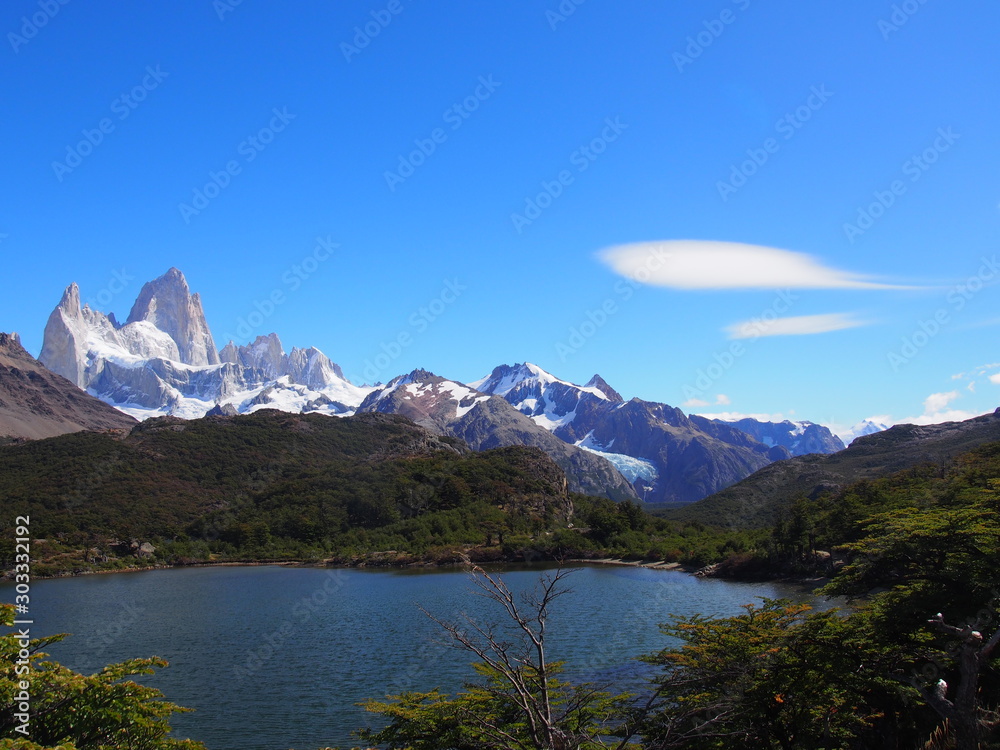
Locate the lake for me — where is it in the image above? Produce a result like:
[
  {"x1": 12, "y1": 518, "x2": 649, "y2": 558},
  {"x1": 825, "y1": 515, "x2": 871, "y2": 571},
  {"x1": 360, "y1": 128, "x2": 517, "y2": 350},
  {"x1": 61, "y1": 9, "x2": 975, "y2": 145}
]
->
[{"x1": 3, "y1": 564, "x2": 832, "y2": 749}]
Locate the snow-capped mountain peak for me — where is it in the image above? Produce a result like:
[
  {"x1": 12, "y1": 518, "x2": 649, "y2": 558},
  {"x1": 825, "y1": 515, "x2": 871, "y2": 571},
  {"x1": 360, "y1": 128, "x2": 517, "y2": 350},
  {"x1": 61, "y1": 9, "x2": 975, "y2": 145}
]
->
[
  {"x1": 38, "y1": 270, "x2": 371, "y2": 421},
  {"x1": 584, "y1": 374, "x2": 623, "y2": 403},
  {"x1": 469, "y1": 362, "x2": 618, "y2": 434},
  {"x1": 703, "y1": 416, "x2": 846, "y2": 455},
  {"x1": 841, "y1": 419, "x2": 890, "y2": 445},
  {"x1": 469, "y1": 362, "x2": 607, "y2": 400},
  {"x1": 125, "y1": 267, "x2": 219, "y2": 366},
  {"x1": 360, "y1": 369, "x2": 490, "y2": 422}
]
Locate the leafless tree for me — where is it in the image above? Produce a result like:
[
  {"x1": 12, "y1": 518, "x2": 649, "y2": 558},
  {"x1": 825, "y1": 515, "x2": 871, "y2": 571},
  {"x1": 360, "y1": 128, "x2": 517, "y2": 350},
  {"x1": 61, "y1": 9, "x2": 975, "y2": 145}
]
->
[{"x1": 421, "y1": 562, "x2": 640, "y2": 750}]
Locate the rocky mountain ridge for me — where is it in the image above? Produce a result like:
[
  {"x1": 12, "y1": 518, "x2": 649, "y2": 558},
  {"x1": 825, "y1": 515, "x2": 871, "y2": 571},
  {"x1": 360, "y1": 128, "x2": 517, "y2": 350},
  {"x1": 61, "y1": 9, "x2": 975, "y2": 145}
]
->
[{"x1": 0, "y1": 331, "x2": 137, "y2": 440}]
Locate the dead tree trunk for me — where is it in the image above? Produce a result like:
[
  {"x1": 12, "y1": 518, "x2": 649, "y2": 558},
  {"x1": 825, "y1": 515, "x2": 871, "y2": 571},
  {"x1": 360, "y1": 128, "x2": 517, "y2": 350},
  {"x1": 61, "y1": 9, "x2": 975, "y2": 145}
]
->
[{"x1": 915, "y1": 614, "x2": 1000, "y2": 750}]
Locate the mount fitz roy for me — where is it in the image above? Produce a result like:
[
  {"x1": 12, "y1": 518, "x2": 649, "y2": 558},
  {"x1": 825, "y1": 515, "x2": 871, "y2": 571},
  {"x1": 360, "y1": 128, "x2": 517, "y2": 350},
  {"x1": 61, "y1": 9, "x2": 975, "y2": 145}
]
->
[{"x1": 37, "y1": 268, "x2": 850, "y2": 504}]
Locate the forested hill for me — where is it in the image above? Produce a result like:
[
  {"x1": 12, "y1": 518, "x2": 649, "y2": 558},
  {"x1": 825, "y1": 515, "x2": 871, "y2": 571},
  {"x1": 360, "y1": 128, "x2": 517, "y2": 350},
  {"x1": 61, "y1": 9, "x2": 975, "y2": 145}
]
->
[
  {"x1": 668, "y1": 408, "x2": 1000, "y2": 529},
  {"x1": 0, "y1": 410, "x2": 570, "y2": 567}
]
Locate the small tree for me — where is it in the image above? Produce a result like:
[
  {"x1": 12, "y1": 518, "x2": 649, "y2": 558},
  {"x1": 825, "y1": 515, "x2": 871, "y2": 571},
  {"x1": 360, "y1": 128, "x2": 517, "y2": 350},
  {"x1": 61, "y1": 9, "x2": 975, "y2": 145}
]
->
[
  {"x1": 360, "y1": 565, "x2": 640, "y2": 750},
  {"x1": 639, "y1": 600, "x2": 904, "y2": 750},
  {"x1": 823, "y1": 499, "x2": 1000, "y2": 749},
  {"x1": 0, "y1": 603, "x2": 205, "y2": 750}
]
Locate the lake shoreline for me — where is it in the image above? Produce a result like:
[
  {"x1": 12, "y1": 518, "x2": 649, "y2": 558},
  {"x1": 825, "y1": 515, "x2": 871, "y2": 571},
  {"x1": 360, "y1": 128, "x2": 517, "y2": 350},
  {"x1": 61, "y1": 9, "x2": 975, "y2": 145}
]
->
[
  {"x1": 20, "y1": 556, "x2": 700, "y2": 580},
  {"x1": 15, "y1": 554, "x2": 827, "y2": 589}
]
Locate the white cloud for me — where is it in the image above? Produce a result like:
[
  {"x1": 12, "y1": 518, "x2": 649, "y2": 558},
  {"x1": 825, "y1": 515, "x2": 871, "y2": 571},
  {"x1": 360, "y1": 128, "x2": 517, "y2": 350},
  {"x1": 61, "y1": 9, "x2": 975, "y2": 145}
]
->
[
  {"x1": 923, "y1": 391, "x2": 959, "y2": 414},
  {"x1": 892, "y1": 391, "x2": 990, "y2": 427},
  {"x1": 725, "y1": 312, "x2": 867, "y2": 340},
  {"x1": 597, "y1": 240, "x2": 914, "y2": 290},
  {"x1": 682, "y1": 398, "x2": 710, "y2": 408},
  {"x1": 900, "y1": 409, "x2": 985, "y2": 426},
  {"x1": 684, "y1": 394, "x2": 730, "y2": 408},
  {"x1": 991, "y1": 373, "x2": 1000, "y2": 385}
]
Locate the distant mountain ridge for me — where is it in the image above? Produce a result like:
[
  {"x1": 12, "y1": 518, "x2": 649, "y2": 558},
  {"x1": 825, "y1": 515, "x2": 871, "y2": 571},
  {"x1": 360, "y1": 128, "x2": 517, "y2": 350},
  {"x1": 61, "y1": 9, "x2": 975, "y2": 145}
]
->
[
  {"x1": 669, "y1": 408, "x2": 1000, "y2": 528},
  {"x1": 469, "y1": 362, "x2": 796, "y2": 505},
  {"x1": 32, "y1": 268, "x2": 849, "y2": 504},
  {"x1": 697, "y1": 416, "x2": 846, "y2": 455},
  {"x1": 356, "y1": 368, "x2": 639, "y2": 501}
]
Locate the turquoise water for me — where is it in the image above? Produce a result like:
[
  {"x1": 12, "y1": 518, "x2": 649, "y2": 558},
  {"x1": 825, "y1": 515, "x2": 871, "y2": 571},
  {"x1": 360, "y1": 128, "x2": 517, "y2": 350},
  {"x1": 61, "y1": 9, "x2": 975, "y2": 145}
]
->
[{"x1": 3, "y1": 564, "x2": 829, "y2": 749}]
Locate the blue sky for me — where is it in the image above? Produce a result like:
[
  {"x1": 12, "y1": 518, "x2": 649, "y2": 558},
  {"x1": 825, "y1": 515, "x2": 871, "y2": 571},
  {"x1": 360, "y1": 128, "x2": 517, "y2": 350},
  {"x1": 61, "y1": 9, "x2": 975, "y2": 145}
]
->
[{"x1": 2, "y1": 0, "x2": 998, "y2": 437}]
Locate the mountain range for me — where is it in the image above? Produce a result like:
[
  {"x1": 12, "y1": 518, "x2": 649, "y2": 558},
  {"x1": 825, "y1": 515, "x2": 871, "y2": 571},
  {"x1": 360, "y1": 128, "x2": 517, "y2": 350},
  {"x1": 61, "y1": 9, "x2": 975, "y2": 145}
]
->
[{"x1": 27, "y1": 268, "x2": 855, "y2": 504}]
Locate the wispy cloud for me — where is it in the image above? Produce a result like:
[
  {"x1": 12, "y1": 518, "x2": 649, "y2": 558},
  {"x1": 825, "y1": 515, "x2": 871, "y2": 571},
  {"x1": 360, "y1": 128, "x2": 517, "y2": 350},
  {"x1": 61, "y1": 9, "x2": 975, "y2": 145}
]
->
[
  {"x1": 725, "y1": 312, "x2": 867, "y2": 340},
  {"x1": 597, "y1": 240, "x2": 916, "y2": 290}
]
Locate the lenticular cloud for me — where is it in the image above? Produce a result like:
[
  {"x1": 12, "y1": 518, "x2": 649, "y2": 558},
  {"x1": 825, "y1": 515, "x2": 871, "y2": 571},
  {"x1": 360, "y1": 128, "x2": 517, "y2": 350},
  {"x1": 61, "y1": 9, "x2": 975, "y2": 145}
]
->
[{"x1": 597, "y1": 240, "x2": 911, "y2": 290}]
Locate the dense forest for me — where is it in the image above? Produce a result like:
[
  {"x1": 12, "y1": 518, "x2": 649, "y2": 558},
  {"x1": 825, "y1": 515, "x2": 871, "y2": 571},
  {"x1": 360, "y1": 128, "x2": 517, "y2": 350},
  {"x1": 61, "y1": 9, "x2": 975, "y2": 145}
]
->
[{"x1": 0, "y1": 411, "x2": 758, "y2": 576}]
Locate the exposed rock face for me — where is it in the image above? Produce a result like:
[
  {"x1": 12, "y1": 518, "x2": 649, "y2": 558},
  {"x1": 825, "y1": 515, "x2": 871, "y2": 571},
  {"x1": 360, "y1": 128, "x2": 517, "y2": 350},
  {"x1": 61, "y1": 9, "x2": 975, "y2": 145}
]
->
[
  {"x1": 38, "y1": 283, "x2": 83, "y2": 385},
  {"x1": 449, "y1": 397, "x2": 638, "y2": 501},
  {"x1": 357, "y1": 369, "x2": 639, "y2": 501},
  {"x1": 126, "y1": 268, "x2": 219, "y2": 366},
  {"x1": 0, "y1": 331, "x2": 137, "y2": 440},
  {"x1": 565, "y1": 398, "x2": 787, "y2": 505},
  {"x1": 206, "y1": 402, "x2": 239, "y2": 417},
  {"x1": 219, "y1": 334, "x2": 348, "y2": 392}
]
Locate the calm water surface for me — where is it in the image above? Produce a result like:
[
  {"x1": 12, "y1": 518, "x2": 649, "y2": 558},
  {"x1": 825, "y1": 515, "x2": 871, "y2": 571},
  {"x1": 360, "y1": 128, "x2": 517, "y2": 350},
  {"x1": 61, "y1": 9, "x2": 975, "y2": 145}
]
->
[{"x1": 3, "y1": 565, "x2": 832, "y2": 749}]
